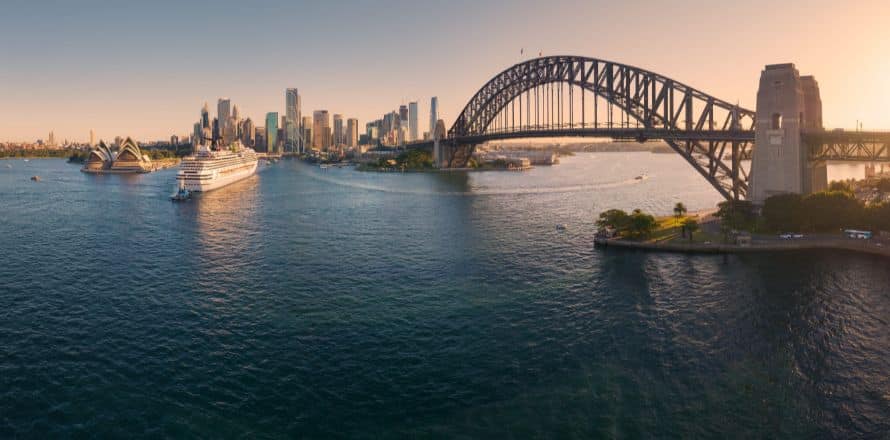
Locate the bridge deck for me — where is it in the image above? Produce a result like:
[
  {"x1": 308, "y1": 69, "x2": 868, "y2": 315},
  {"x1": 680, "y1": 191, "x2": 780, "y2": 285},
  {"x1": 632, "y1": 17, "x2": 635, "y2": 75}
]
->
[
  {"x1": 805, "y1": 131, "x2": 890, "y2": 162},
  {"x1": 450, "y1": 128, "x2": 753, "y2": 144},
  {"x1": 402, "y1": 128, "x2": 753, "y2": 150},
  {"x1": 401, "y1": 130, "x2": 890, "y2": 164}
]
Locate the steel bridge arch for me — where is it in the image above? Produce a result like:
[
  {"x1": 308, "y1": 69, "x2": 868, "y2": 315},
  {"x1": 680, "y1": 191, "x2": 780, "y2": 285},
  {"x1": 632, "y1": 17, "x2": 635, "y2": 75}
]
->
[{"x1": 448, "y1": 56, "x2": 756, "y2": 200}]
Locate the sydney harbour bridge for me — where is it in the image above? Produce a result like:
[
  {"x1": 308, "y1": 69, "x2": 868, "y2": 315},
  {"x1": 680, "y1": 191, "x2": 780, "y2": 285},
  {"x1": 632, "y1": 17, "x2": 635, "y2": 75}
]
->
[{"x1": 402, "y1": 56, "x2": 890, "y2": 202}]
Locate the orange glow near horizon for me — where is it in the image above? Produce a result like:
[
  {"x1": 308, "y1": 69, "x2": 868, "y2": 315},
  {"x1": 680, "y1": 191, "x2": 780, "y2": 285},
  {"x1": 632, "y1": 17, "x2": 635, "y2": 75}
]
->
[{"x1": 2, "y1": 0, "x2": 890, "y2": 142}]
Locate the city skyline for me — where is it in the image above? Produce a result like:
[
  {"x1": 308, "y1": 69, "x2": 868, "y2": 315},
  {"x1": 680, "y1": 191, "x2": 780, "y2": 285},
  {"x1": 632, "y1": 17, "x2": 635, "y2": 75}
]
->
[
  {"x1": 3, "y1": 2, "x2": 890, "y2": 437},
  {"x1": 2, "y1": 0, "x2": 890, "y2": 142}
]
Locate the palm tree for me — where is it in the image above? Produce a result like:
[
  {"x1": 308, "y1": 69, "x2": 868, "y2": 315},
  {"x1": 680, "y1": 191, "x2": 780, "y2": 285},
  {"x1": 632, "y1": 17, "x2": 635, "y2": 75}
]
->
[
  {"x1": 674, "y1": 202, "x2": 688, "y2": 237},
  {"x1": 673, "y1": 202, "x2": 687, "y2": 220}
]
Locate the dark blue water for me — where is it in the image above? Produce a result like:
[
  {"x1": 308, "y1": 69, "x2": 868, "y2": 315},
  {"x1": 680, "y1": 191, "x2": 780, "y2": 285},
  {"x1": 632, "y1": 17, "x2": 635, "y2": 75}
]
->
[{"x1": 1, "y1": 156, "x2": 888, "y2": 438}]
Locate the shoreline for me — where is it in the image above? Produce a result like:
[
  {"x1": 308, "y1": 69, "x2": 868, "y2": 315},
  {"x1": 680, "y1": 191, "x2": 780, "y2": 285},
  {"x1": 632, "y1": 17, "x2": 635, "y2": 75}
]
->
[
  {"x1": 354, "y1": 165, "x2": 534, "y2": 173},
  {"x1": 594, "y1": 236, "x2": 890, "y2": 258},
  {"x1": 1, "y1": 156, "x2": 73, "y2": 160}
]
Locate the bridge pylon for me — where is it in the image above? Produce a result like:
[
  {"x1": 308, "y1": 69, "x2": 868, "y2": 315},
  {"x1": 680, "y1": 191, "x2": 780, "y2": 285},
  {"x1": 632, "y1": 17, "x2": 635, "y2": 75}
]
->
[
  {"x1": 750, "y1": 63, "x2": 827, "y2": 204},
  {"x1": 433, "y1": 139, "x2": 475, "y2": 169},
  {"x1": 433, "y1": 119, "x2": 472, "y2": 168}
]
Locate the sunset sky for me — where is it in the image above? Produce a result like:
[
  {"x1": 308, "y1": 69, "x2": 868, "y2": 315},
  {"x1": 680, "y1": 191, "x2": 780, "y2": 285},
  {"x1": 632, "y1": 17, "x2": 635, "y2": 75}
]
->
[{"x1": 1, "y1": 0, "x2": 889, "y2": 142}]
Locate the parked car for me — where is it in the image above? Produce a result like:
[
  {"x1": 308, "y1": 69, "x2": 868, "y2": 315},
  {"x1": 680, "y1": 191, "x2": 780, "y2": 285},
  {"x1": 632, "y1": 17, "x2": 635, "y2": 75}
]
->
[
  {"x1": 779, "y1": 233, "x2": 793, "y2": 240},
  {"x1": 845, "y1": 229, "x2": 873, "y2": 239}
]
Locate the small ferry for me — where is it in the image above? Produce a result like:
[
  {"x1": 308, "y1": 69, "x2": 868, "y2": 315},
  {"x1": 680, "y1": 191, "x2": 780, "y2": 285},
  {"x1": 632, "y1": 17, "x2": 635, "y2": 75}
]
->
[{"x1": 170, "y1": 184, "x2": 191, "y2": 202}]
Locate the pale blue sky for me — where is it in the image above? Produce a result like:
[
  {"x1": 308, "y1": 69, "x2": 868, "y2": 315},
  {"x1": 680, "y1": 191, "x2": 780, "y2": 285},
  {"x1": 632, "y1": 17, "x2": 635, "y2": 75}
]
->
[{"x1": 1, "y1": 0, "x2": 889, "y2": 141}]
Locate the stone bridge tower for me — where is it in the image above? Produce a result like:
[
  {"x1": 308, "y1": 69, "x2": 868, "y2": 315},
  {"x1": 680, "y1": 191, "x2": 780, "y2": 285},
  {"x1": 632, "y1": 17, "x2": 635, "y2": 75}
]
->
[
  {"x1": 749, "y1": 63, "x2": 826, "y2": 204},
  {"x1": 433, "y1": 119, "x2": 451, "y2": 167}
]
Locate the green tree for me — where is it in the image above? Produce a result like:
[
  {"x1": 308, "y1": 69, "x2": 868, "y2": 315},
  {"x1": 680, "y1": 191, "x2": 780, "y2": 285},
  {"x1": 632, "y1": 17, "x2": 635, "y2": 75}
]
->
[
  {"x1": 801, "y1": 190, "x2": 863, "y2": 231},
  {"x1": 596, "y1": 209, "x2": 630, "y2": 231},
  {"x1": 395, "y1": 149, "x2": 433, "y2": 169},
  {"x1": 864, "y1": 202, "x2": 890, "y2": 232},
  {"x1": 715, "y1": 200, "x2": 757, "y2": 232},
  {"x1": 761, "y1": 193, "x2": 804, "y2": 232},
  {"x1": 626, "y1": 210, "x2": 658, "y2": 239},
  {"x1": 828, "y1": 180, "x2": 853, "y2": 194}
]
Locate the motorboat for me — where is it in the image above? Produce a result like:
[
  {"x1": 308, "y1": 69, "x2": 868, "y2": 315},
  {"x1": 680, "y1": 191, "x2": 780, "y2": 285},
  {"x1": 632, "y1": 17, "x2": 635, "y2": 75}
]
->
[{"x1": 171, "y1": 187, "x2": 191, "y2": 202}]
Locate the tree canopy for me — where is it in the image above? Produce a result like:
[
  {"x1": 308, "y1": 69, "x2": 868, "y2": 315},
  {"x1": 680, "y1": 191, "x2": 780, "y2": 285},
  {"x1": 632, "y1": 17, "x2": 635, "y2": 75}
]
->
[
  {"x1": 715, "y1": 200, "x2": 757, "y2": 232},
  {"x1": 761, "y1": 190, "x2": 870, "y2": 232},
  {"x1": 596, "y1": 208, "x2": 656, "y2": 239}
]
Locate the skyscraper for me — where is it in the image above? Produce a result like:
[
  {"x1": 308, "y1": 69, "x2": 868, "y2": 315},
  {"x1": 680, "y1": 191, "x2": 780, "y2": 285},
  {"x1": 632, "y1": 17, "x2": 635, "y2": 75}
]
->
[
  {"x1": 333, "y1": 114, "x2": 344, "y2": 147},
  {"x1": 347, "y1": 118, "x2": 359, "y2": 148},
  {"x1": 200, "y1": 103, "x2": 211, "y2": 144},
  {"x1": 301, "y1": 116, "x2": 313, "y2": 151},
  {"x1": 313, "y1": 110, "x2": 331, "y2": 150},
  {"x1": 255, "y1": 126, "x2": 266, "y2": 153},
  {"x1": 399, "y1": 105, "x2": 408, "y2": 124},
  {"x1": 218, "y1": 98, "x2": 231, "y2": 143},
  {"x1": 89, "y1": 129, "x2": 95, "y2": 147},
  {"x1": 285, "y1": 88, "x2": 301, "y2": 153},
  {"x1": 192, "y1": 123, "x2": 202, "y2": 149},
  {"x1": 240, "y1": 118, "x2": 255, "y2": 147},
  {"x1": 366, "y1": 121, "x2": 380, "y2": 144},
  {"x1": 266, "y1": 112, "x2": 279, "y2": 154},
  {"x1": 201, "y1": 103, "x2": 210, "y2": 130},
  {"x1": 398, "y1": 124, "x2": 408, "y2": 146},
  {"x1": 429, "y1": 97, "x2": 439, "y2": 139},
  {"x1": 383, "y1": 112, "x2": 395, "y2": 135},
  {"x1": 226, "y1": 104, "x2": 240, "y2": 145},
  {"x1": 408, "y1": 102, "x2": 418, "y2": 142}
]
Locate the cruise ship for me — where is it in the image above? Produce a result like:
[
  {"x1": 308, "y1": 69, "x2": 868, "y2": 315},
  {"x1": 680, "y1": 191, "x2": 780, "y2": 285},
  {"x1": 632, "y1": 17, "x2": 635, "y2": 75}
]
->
[{"x1": 176, "y1": 141, "x2": 258, "y2": 192}]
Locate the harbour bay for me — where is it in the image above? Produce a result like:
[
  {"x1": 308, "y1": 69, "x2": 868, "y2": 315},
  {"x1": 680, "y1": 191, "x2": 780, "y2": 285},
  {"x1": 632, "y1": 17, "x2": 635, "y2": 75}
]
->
[{"x1": 1, "y1": 153, "x2": 888, "y2": 438}]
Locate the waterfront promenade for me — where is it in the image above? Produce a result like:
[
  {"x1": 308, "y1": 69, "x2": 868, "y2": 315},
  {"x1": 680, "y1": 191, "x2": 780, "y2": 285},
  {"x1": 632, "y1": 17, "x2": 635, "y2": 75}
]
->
[{"x1": 596, "y1": 233, "x2": 890, "y2": 258}]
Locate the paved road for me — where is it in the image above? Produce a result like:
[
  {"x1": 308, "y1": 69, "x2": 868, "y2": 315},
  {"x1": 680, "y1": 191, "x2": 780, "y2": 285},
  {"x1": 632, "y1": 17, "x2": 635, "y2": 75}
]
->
[{"x1": 693, "y1": 211, "x2": 889, "y2": 251}]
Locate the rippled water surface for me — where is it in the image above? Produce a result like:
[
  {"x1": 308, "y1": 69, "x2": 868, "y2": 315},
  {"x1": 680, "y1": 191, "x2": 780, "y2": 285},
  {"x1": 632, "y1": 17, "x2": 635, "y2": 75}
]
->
[{"x1": 1, "y1": 154, "x2": 888, "y2": 438}]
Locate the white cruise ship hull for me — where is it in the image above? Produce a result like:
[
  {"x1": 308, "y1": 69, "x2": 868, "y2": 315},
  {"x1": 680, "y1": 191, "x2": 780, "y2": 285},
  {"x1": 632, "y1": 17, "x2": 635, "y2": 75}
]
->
[
  {"x1": 176, "y1": 146, "x2": 259, "y2": 192},
  {"x1": 181, "y1": 161, "x2": 257, "y2": 192}
]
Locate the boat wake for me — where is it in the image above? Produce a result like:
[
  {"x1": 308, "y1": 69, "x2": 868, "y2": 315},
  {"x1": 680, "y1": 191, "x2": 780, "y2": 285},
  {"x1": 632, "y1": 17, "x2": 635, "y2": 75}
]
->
[{"x1": 305, "y1": 169, "x2": 649, "y2": 197}]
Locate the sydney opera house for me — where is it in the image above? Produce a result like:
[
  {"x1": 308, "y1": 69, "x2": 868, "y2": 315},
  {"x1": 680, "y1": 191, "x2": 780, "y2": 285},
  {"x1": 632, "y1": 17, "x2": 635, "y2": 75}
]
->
[{"x1": 82, "y1": 137, "x2": 154, "y2": 173}]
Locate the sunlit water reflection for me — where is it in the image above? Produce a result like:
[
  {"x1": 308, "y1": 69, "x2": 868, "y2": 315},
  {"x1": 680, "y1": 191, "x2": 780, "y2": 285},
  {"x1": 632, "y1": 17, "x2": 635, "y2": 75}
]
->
[{"x1": 0, "y1": 154, "x2": 887, "y2": 437}]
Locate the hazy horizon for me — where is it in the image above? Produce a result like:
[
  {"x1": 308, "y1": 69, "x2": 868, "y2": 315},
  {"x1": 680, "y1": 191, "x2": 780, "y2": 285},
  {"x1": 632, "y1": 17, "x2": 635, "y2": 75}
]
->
[{"x1": 2, "y1": 0, "x2": 889, "y2": 142}]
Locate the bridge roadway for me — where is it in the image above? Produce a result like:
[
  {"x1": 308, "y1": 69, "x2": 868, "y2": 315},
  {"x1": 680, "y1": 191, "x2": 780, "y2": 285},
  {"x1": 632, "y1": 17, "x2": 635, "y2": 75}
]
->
[
  {"x1": 805, "y1": 131, "x2": 890, "y2": 162},
  {"x1": 401, "y1": 130, "x2": 890, "y2": 163},
  {"x1": 402, "y1": 127, "x2": 752, "y2": 151}
]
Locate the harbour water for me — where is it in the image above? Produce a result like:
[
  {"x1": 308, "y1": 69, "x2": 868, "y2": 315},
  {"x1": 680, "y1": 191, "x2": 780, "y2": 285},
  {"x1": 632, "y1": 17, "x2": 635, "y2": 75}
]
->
[{"x1": 1, "y1": 153, "x2": 888, "y2": 437}]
